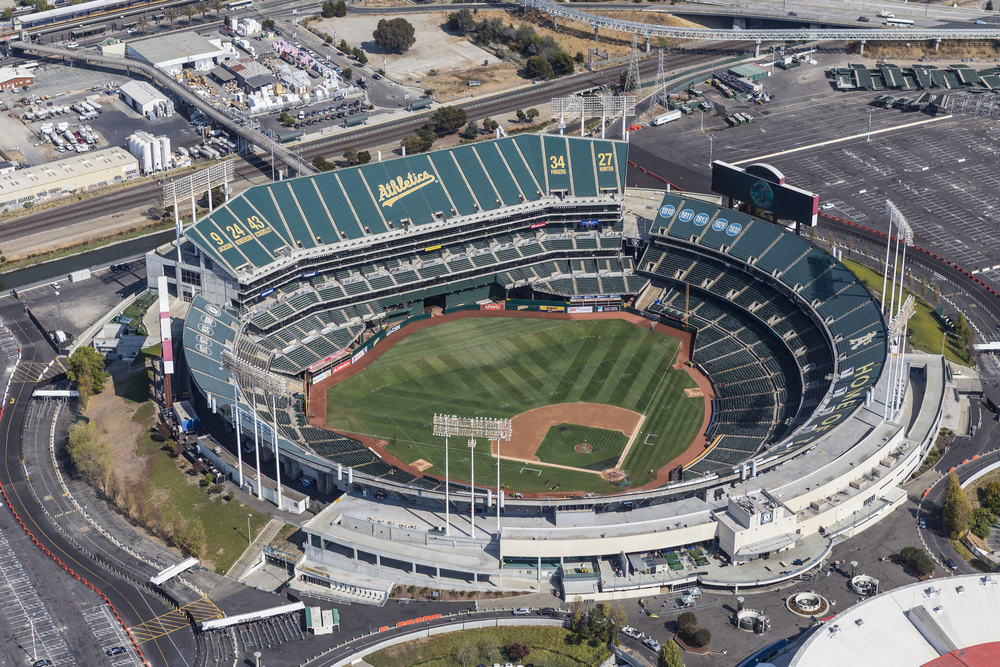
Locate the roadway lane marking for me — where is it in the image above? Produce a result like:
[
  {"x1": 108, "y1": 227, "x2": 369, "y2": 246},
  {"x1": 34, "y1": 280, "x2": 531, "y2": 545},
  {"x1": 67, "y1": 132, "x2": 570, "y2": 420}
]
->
[{"x1": 731, "y1": 115, "x2": 955, "y2": 165}]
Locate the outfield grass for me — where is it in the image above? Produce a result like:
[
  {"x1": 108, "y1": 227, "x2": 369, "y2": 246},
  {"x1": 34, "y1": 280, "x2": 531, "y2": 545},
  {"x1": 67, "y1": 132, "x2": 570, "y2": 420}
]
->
[
  {"x1": 841, "y1": 259, "x2": 972, "y2": 366},
  {"x1": 535, "y1": 423, "x2": 627, "y2": 471},
  {"x1": 326, "y1": 317, "x2": 703, "y2": 493}
]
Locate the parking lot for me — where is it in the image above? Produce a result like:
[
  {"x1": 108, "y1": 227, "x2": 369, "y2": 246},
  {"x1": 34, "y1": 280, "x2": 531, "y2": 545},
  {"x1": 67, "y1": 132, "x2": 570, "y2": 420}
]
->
[
  {"x1": 631, "y1": 48, "x2": 1000, "y2": 287},
  {"x1": 0, "y1": 528, "x2": 75, "y2": 666},
  {"x1": 80, "y1": 603, "x2": 143, "y2": 667}
]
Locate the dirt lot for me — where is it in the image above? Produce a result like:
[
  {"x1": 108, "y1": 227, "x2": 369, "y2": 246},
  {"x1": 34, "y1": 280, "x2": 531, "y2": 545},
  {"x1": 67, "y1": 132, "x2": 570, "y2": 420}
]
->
[
  {"x1": 316, "y1": 8, "x2": 701, "y2": 99},
  {"x1": 85, "y1": 373, "x2": 149, "y2": 487},
  {"x1": 314, "y1": 13, "x2": 502, "y2": 82},
  {"x1": 850, "y1": 39, "x2": 1000, "y2": 61}
]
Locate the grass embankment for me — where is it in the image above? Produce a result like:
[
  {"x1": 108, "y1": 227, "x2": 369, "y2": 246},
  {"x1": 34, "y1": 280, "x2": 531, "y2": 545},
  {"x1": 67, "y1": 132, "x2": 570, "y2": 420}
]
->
[
  {"x1": 119, "y1": 372, "x2": 268, "y2": 573},
  {"x1": 840, "y1": 258, "x2": 972, "y2": 366},
  {"x1": 367, "y1": 626, "x2": 610, "y2": 667}
]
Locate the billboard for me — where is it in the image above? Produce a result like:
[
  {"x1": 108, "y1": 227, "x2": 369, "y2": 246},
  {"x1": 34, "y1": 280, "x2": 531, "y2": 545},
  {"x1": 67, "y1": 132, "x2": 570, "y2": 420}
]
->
[{"x1": 711, "y1": 161, "x2": 818, "y2": 228}]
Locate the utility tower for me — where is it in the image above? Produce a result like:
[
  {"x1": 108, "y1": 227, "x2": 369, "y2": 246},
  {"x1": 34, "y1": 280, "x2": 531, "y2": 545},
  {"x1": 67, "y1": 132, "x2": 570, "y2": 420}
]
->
[{"x1": 625, "y1": 35, "x2": 641, "y2": 93}]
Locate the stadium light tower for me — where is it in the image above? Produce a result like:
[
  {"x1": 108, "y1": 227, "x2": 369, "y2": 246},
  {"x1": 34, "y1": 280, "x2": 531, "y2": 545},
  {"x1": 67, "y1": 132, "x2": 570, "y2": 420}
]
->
[
  {"x1": 433, "y1": 415, "x2": 512, "y2": 541},
  {"x1": 221, "y1": 347, "x2": 289, "y2": 510},
  {"x1": 880, "y1": 200, "x2": 915, "y2": 422}
]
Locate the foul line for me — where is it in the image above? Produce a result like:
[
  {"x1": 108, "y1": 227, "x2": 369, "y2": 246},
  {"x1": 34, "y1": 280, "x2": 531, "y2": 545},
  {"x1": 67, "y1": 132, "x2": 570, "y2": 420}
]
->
[
  {"x1": 496, "y1": 454, "x2": 603, "y2": 475},
  {"x1": 731, "y1": 114, "x2": 954, "y2": 165},
  {"x1": 614, "y1": 414, "x2": 647, "y2": 470}
]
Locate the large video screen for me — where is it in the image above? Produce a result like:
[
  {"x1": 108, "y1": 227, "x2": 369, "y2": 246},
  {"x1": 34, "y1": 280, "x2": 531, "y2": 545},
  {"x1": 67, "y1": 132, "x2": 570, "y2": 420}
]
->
[{"x1": 711, "y1": 161, "x2": 818, "y2": 228}]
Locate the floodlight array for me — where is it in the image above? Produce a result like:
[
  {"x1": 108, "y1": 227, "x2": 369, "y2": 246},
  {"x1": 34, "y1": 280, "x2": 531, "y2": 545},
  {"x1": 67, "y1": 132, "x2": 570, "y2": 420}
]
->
[
  {"x1": 432, "y1": 414, "x2": 512, "y2": 441},
  {"x1": 164, "y1": 160, "x2": 235, "y2": 202}
]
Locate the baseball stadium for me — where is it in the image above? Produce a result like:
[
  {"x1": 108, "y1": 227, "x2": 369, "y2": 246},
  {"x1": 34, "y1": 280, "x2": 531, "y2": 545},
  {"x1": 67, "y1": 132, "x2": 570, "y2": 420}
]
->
[{"x1": 150, "y1": 134, "x2": 946, "y2": 599}]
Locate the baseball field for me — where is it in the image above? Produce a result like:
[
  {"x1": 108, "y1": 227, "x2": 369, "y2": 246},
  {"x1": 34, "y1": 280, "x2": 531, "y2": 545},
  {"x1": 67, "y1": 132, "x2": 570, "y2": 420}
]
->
[{"x1": 324, "y1": 316, "x2": 705, "y2": 494}]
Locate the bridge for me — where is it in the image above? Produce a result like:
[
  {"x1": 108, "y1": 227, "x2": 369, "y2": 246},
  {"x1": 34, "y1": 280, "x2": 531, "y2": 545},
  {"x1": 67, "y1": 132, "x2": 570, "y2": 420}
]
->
[
  {"x1": 9, "y1": 40, "x2": 315, "y2": 176},
  {"x1": 515, "y1": 0, "x2": 1000, "y2": 55}
]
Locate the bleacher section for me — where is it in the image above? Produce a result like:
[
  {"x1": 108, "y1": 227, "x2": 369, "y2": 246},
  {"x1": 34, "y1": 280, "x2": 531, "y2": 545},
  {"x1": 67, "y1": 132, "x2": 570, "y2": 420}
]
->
[
  {"x1": 639, "y1": 193, "x2": 888, "y2": 474},
  {"x1": 187, "y1": 136, "x2": 628, "y2": 279}
]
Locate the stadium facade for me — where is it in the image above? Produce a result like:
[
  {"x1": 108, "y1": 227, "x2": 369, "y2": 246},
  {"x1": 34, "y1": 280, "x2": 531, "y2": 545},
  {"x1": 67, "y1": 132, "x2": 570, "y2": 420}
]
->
[{"x1": 147, "y1": 135, "x2": 943, "y2": 598}]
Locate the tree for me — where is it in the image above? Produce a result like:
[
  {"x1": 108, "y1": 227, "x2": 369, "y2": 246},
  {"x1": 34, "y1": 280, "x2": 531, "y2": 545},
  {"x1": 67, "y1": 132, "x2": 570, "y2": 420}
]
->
[
  {"x1": 343, "y1": 147, "x2": 359, "y2": 165},
  {"x1": 373, "y1": 17, "x2": 416, "y2": 54},
  {"x1": 180, "y1": 519, "x2": 206, "y2": 557},
  {"x1": 342, "y1": 67, "x2": 353, "y2": 82},
  {"x1": 516, "y1": 109, "x2": 526, "y2": 124},
  {"x1": 677, "y1": 611, "x2": 697, "y2": 632},
  {"x1": 609, "y1": 603, "x2": 628, "y2": 637},
  {"x1": 942, "y1": 471, "x2": 972, "y2": 539},
  {"x1": 687, "y1": 628, "x2": 712, "y2": 648},
  {"x1": 658, "y1": 642, "x2": 683, "y2": 667},
  {"x1": 551, "y1": 49, "x2": 575, "y2": 76},
  {"x1": 450, "y1": 8, "x2": 476, "y2": 35},
  {"x1": 321, "y1": 0, "x2": 336, "y2": 18},
  {"x1": 67, "y1": 422, "x2": 111, "y2": 490},
  {"x1": 357, "y1": 150, "x2": 371, "y2": 164},
  {"x1": 67, "y1": 346, "x2": 108, "y2": 402},
  {"x1": 971, "y1": 507, "x2": 994, "y2": 539},
  {"x1": 482, "y1": 117, "x2": 499, "y2": 133},
  {"x1": 165, "y1": 7, "x2": 177, "y2": 26},
  {"x1": 353, "y1": 48, "x2": 368, "y2": 65},
  {"x1": 455, "y1": 638, "x2": 478, "y2": 667},
  {"x1": 431, "y1": 105, "x2": 467, "y2": 132},
  {"x1": 212, "y1": 0, "x2": 225, "y2": 18},
  {"x1": 312, "y1": 155, "x2": 335, "y2": 172},
  {"x1": 340, "y1": 38, "x2": 349, "y2": 52},
  {"x1": 136, "y1": 15, "x2": 148, "y2": 35},
  {"x1": 198, "y1": 3, "x2": 210, "y2": 19},
  {"x1": 900, "y1": 546, "x2": 936, "y2": 577},
  {"x1": 505, "y1": 642, "x2": 530, "y2": 661},
  {"x1": 401, "y1": 134, "x2": 429, "y2": 155},
  {"x1": 334, "y1": 0, "x2": 347, "y2": 17},
  {"x1": 479, "y1": 634, "x2": 502, "y2": 663},
  {"x1": 464, "y1": 119, "x2": 479, "y2": 138},
  {"x1": 574, "y1": 50, "x2": 585, "y2": 63},
  {"x1": 526, "y1": 55, "x2": 554, "y2": 80},
  {"x1": 526, "y1": 107, "x2": 539, "y2": 124},
  {"x1": 183, "y1": 3, "x2": 196, "y2": 25},
  {"x1": 2, "y1": 7, "x2": 13, "y2": 20},
  {"x1": 279, "y1": 112, "x2": 295, "y2": 127},
  {"x1": 979, "y1": 480, "x2": 1000, "y2": 515},
  {"x1": 955, "y1": 312, "x2": 974, "y2": 348},
  {"x1": 846, "y1": 235, "x2": 854, "y2": 257}
]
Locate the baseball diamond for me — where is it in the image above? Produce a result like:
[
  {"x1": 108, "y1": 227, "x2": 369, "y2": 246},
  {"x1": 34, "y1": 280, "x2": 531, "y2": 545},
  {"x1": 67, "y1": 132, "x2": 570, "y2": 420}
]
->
[{"x1": 322, "y1": 315, "x2": 705, "y2": 495}]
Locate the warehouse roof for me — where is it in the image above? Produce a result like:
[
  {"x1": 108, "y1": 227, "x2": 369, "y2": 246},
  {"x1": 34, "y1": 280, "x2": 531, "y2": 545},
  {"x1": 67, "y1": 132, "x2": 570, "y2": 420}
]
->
[
  {"x1": 119, "y1": 80, "x2": 166, "y2": 106},
  {"x1": 185, "y1": 135, "x2": 628, "y2": 278},
  {"x1": 0, "y1": 148, "x2": 137, "y2": 199},
  {"x1": 127, "y1": 31, "x2": 227, "y2": 65}
]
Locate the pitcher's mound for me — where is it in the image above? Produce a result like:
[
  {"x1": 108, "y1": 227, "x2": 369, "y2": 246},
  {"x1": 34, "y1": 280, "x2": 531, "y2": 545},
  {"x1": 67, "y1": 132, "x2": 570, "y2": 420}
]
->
[
  {"x1": 575, "y1": 443, "x2": 594, "y2": 453},
  {"x1": 411, "y1": 459, "x2": 434, "y2": 472},
  {"x1": 684, "y1": 387, "x2": 705, "y2": 398}
]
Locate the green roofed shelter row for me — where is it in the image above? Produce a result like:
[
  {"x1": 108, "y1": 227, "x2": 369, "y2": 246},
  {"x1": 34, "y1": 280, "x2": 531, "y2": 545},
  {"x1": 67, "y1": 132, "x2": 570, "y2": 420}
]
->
[{"x1": 184, "y1": 135, "x2": 627, "y2": 283}]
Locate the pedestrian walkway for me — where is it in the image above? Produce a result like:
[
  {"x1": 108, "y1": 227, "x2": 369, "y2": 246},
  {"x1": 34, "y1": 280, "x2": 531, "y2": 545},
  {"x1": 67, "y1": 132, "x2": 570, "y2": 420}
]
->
[{"x1": 230, "y1": 516, "x2": 286, "y2": 581}]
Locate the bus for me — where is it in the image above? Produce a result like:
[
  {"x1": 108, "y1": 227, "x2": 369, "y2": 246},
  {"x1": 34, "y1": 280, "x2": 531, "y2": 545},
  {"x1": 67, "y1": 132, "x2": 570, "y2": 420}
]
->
[
  {"x1": 226, "y1": 0, "x2": 253, "y2": 9},
  {"x1": 886, "y1": 18, "x2": 915, "y2": 26}
]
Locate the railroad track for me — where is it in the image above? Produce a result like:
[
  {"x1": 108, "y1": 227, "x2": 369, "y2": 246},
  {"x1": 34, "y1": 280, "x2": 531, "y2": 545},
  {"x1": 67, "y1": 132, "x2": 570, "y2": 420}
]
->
[{"x1": 0, "y1": 44, "x2": 752, "y2": 246}]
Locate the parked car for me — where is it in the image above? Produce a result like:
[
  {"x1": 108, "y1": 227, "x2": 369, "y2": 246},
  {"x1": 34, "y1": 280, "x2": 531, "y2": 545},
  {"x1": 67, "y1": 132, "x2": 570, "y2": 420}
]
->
[
  {"x1": 106, "y1": 647, "x2": 126, "y2": 656},
  {"x1": 537, "y1": 607, "x2": 557, "y2": 616},
  {"x1": 33, "y1": 660, "x2": 53, "y2": 667},
  {"x1": 109, "y1": 264, "x2": 120, "y2": 273},
  {"x1": 512, "y1": 607, "x2": 531, "y2": 616},
  {"x1": 820, "y1": 203, "x2": 835, "y2": 210},
  {"x1": 50, "y1": 282, "x2": 60, "y2": 290},
  {"x1": 642, "y1": 638, "x2": 661, "y2": 652},
  {"x1": 919, "y1": 516, "x2": 927, "y2": 528},
  {"x1": 946, "y1": 557, "x2": 958, "y2": 570},
  {"x1": 622, "y1": 626, "x2": 644, "y2": 639}
]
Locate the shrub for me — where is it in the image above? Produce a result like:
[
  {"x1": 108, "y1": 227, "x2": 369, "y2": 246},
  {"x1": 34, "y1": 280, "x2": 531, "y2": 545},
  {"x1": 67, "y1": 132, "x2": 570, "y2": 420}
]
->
[
  {"x1": 688, "y1": 628, "x2": 711, "y2": 648},
  {"x1": 504, "y1": 642, "x2": 530, "y2": 661},
  {"x1": 900, "y1": 546, "x2": 936, "y2": 577},
  {"x1": 971, "y1": 507, "x2": 995, "y2": 539},
  {"x1": 677, "y1": 611, "x2": 697, "y2": 631}
]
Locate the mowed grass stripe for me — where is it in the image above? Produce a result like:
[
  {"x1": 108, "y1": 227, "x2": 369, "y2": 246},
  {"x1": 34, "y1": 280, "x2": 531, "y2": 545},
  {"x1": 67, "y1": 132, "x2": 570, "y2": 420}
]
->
[{"x1": 326, "y1": 318, "x2": 700, "y2": 493}]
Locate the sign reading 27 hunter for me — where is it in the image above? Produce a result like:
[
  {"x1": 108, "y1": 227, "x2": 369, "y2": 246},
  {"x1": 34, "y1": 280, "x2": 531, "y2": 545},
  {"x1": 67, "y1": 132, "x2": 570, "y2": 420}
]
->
[{"x1": 710, "y1": 160, "x2": 818, "y2": 228}]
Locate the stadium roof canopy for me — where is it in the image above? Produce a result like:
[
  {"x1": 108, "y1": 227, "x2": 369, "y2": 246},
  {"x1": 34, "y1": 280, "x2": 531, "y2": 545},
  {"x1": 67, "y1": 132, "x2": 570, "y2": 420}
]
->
[{"x1": 186, "y1": 135, "x2": 628, "y2": 279}]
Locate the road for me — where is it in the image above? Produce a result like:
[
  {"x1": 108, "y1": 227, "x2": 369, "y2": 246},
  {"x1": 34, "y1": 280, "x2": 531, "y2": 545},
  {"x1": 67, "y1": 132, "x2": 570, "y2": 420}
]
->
[{"x1": 0, "y1": 297, "x2": 195, "y2": 667}]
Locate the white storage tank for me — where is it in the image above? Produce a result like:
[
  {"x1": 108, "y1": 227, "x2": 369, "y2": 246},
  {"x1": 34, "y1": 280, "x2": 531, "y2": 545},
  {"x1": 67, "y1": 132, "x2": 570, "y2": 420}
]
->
[
  {"x1": 139, "y1": 140, "x2": 153, "y2": 174},
  {"x1": 158, "y1": 135, "x2": 171, "y2": 168},
  {"x1": 149, "y1": 136, "x2": 163, "y2": 171}
]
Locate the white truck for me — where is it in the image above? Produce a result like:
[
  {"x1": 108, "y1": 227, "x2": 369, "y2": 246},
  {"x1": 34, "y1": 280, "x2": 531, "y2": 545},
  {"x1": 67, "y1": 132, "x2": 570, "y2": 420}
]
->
[
  {"x1": 878, "y1": 10, "x2": 894, "y2": 17},
  {"x1": 651, "y1": 110, "x2": 682, "y2": 126}
]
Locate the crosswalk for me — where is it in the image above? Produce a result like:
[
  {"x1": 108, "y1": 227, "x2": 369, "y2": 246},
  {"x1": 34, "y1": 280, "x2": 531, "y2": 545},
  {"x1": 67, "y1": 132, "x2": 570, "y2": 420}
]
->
[
  {"x1": 0, "y1": 528, "x2": 76, "y2": 666},
  {"x1": 129, "y1": 596, "x2": 223, "y2": 643}
]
